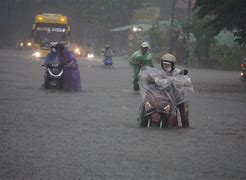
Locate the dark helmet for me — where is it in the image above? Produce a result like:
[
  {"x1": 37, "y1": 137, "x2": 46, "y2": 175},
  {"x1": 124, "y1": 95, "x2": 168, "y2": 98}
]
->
[
  {"x1": 55, "y1": 43, "x2": 65, "y2": 52},
  {"x1": 50, "y1": 43, "x2": 65, "y2": 53}
]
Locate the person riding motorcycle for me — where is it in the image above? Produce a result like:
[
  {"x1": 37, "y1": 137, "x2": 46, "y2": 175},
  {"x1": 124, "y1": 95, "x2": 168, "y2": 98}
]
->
[
  {"x1": 240, "y1": 57, "x2": 246, "y2": 81},
  {"x1": 129, "y1": 42, "x2": 154, "y2": 91},
  {"x1": 159, "y1": 53, "x2": 190, "y2": 127},
  {"x1": 103, "y1": 44, "x2": 113, "y2": 64},
  {"x1": 103, "y1": 44, "x2": 113, "y2": 58},
  {"x1": 44, "y1": 43, "x2": 82, "y2": 92}
]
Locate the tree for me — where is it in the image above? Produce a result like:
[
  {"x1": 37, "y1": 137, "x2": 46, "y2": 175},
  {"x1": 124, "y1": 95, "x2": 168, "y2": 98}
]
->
[
  {"x1": 195, "y1": 0, "x2": 246, "y2": 45},
  {"x1": 190, "y1": 14, "x2": 218, "y2": 60}
]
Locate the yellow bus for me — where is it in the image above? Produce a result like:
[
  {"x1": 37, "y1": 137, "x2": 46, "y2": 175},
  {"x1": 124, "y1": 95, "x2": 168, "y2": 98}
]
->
[{"x1": 31, "y1": 13, "x2": 70, "y2": 58}]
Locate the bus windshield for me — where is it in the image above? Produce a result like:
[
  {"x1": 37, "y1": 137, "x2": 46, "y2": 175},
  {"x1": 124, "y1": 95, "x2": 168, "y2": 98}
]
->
[{"x1": 34, "y1": 25, "x2": 67, "y2": 43}]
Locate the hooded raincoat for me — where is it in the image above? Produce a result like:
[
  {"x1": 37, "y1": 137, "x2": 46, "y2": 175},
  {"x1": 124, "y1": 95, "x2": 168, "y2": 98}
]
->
[
  {"x1": 45, "y1": 48, "x2": 82, "y2": 92},
  {"x1": 129, "y1": 50, "x2": 153, "y2": 83}
]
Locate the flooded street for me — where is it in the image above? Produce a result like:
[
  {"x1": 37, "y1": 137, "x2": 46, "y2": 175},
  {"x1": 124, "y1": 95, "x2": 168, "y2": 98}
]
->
[{"x1": 1, "y1": 50, "x2": 246, "y2": 180}]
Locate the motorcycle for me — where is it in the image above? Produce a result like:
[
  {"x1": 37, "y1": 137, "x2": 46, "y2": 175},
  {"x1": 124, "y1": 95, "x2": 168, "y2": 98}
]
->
[
  {"x1": 42, "y1": 61, "x2": 65, "y2": 90},
  {"x1": 104, "y1": 56, "x2": 113, "y2": 67},
  {"x1": 100, "y1": 48, "x2": 113, "y2": 67},
  {"x1": 240, "y1": 59, "x2": 246, "y2": 82},
  {"x1": 138, "y1": 66, "x2": 193, "y2": 128}
]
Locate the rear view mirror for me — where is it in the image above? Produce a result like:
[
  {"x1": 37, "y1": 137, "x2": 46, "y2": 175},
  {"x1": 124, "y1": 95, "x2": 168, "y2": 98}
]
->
[
  {"x1": 179, "y1": 69, "x2": 188, "y2": 75},
  {"x1": 183, "y1": 69, "x2": 188, "y2": 75}
]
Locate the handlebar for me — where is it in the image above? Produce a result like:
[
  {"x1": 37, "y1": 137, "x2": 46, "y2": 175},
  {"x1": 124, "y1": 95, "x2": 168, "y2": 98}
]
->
[{"x1": 41, "y1": 60, "x2": 68, "y2": 67}]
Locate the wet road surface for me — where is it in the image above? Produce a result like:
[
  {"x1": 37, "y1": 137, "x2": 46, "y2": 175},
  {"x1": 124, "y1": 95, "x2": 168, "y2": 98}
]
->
[{"x1": 0, "y1": 49, "x2": 246, "y2": 180}]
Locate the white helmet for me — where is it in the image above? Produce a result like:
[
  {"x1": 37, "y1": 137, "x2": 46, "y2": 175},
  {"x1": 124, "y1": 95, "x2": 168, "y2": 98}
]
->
[{"x1": 140, "y1": 41, "x2": 149, "y2": 48}]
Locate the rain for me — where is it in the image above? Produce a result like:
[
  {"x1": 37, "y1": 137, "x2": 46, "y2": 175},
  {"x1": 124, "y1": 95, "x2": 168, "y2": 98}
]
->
[{"x1": 0, "y1": 0, "x2": 246, "y2": 179}]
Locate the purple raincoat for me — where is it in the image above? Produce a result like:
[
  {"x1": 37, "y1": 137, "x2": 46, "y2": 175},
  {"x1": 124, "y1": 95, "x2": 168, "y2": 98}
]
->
[
  {"x1": 62, "y1": 48, "x2": 82, "y2": 92},
  {"x1": 45, "y1": 48, "x2": 82, "y2": 92}
]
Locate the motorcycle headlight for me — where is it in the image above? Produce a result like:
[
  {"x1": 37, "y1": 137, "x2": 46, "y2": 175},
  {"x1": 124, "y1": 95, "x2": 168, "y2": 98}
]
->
[
  {"x1": 32, "y1": 51, "x2": 41, "y2": 58},
  {"x1": 145, "y1": 101, "x2": 152, "y2": 110},
  {"x1": 163, "y1": 104, "x2": 170, "y2": 112},
  {"x1": 52, "y1": 67, "x2": 59, "y2": 74}
]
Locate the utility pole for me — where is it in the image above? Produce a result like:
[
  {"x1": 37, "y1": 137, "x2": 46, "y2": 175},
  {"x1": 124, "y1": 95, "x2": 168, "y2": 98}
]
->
[
  {"x1": 168, "y1": 0, "x2": 178, "y2": 54},
  {"x1": 187, "y1": 0, "x2": 192, "y2": 40},
  {"x1": 186, "y1": 0, "x2": 192, "y2": 68},
  {"x1": 160, "y1": 0, "x2": 165, "y2": 20},
  {"x1": 170, "y1": 0, "x2": 176, "y2": 28}
]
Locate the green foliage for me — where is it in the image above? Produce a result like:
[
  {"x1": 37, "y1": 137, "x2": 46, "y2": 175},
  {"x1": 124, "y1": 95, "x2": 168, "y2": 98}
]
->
[
  {"x1": 149, "y1": 27, "x2": 169, "y2": 53},
  {"x1": 210, "y1": 45, "x2": 246, "y2": 70},
  {"x1": 191, "y1": 14, "x2": 218, "y2": 40},
  {"x1": 190, "y1": 14, "x2": 218, "y2": 60},
  {"x1": 190, "y1": 0, "x2": 246, "y2": 69},
  {"x1": 195, "y1": 0, "x2": 246, "y2": 45},
  {"x1": 187, "y1": 42, "x2": 246, "y2": 70}
]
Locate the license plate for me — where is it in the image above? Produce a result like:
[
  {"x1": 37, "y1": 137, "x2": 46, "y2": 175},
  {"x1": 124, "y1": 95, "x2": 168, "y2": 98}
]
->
[{"x1": 50, "y1": 81, "x2": 57, "y2": 86}]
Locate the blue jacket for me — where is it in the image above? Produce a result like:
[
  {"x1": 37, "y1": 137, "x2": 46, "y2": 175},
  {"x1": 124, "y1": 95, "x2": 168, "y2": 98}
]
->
[{"x1": 44, "y1": 48, "x2": 75, "y2": 64}]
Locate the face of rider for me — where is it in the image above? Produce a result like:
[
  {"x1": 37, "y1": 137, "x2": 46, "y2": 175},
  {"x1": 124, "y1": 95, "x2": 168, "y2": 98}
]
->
[
  {"x1": 141, "y1": 47, "x2": 148, "y2": 55},
  {"x1": 162, "y1": 62, "x2": 172, "y2": 72}
]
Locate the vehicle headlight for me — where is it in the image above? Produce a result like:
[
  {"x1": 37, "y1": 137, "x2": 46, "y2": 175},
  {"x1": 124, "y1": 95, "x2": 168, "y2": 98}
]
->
[
  {"x1": 145, "y1": 101, "x2": 152, "y2": 110},
  {"x1": 133, "y1": 27, "x2": 138, "y2": 32},
  {"x1": 27, "y1": 42, "x2": 32, "y2": 46},
  {"x1": 20, "y1": 42, "x2": 24, "y2": 47},
  {"x1": 132, "y1": 26, "x2": 142, "y2": 32},
  {"x1": 74, "y1": 48, "x2": 80, "y2": 54},
  {"x1": 32, "y1": 51, "x2": 41, "y2": 58},
  {"x1": 163, "y1": 104, "x2": 170, "y2": 112},
  {"x1": 87, "y1": 53, "x2": 94, "y2": 58},
  {"x1": 52, "y1": 67, "x2": 59, "y2": 74}
]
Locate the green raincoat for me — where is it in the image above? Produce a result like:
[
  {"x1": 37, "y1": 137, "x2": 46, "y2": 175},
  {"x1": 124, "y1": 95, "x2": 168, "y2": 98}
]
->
[{"x1": 129, "y1": 50, "x2": 154, "y2": 83}]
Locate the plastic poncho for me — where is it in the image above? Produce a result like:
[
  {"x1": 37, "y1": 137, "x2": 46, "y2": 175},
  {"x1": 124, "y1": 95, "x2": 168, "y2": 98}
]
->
[
  {"x1": 129, "y1": 50, "x2": 153, "y2": 83},
  {"x1": 44, "y1": 48, "x2": 82, "y2": 92},
  {"x1": 139, "y1": 66, "x2": 193, "y2": 115}
]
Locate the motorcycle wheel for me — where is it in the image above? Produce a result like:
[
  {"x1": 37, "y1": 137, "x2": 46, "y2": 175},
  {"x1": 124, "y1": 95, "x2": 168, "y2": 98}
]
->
[
  {"x1": 44, "y1": 78, "x2": 50, "y2": 89},
  {"x1": 138, "y1": 104, "x2": 148, "y2": 127},
  {"x1": 133, "y1": 80, "x2": 139, "y2": 91},
  {"x1": 160, "y1": 114, "x2": 168, "y2": 128},
  {"x1": 58, "y1": 79, "x2": 63, "y2": 90}
]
